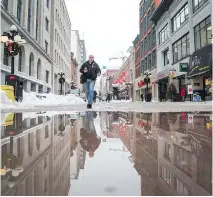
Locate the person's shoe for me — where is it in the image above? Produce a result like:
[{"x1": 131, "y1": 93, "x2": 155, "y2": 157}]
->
[{"x1": 87, "y1": 104, "x2": 92, "y2": 109}]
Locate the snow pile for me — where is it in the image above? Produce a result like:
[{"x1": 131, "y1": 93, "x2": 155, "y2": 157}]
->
[
  {"x1": 1, "y1": 91, "x2": 85, "y2": 109},
  {"x1": 0, "y1": 90, "x2": 19, "y2": 109},
  {"x1": 21, "y1": 92, "x2": 85, "y2": 106}
]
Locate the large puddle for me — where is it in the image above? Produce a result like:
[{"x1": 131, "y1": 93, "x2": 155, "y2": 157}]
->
[{"x1": 1, "y1": 111, "x2": 212, "y2": 196}]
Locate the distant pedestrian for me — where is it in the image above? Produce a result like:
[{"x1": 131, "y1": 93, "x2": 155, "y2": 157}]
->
[
  {"x1": 140, "y1": 94, "x2": 144, "y2": 102},
  {"x1": 180, "y1": 86, "x2": 186, "y2": 102},
  {"x1": 80, "y1": 55, "x2": 101, "y2": 109},
  {"x1": 106, "y1": 93, "x2": 111, "y2": 102}
]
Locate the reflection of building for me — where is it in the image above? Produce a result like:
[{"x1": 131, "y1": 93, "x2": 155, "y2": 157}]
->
[
  {"x1": 134, "y1": 111, "x2": 212, "y2": 195},
  {"x1": 134, "y1": 112, "x2": 161, "y2": 196},
  {"x1": 111, "y1": 112, "x2": 135, "y2": 157},
  {"x1": 1, "y1": 114, "x2": 71, "y2": 196},
  {"x1": 70, "y1": 118, "x2": 85, "y2": 179},
  {"x1": 157, "y1": 112, "x2": 212, "y2": 196}
]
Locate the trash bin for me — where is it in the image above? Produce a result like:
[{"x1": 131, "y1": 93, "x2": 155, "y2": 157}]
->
[
  {"x1": 0, "y1": 85, "x2": 15, "y2": 102},
  {"x1": 5, "y1": 75, "x2": 23, "y2": 102}
]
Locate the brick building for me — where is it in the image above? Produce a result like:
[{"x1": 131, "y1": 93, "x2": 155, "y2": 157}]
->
[
  {"x1": 70, "y1": 52, "x2": 78, "y2": 87},
  {"x1": 134, "y1": 0, "x2": 158, "y2": 101}
]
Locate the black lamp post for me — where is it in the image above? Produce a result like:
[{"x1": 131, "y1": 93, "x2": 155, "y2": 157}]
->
[
  {"x1": 1, "y1": 25, "x2": 25, "y2": 74},
  {"x1": 144, "y1": 72, "x2": 151, "y2": 102},
  {"x1": 57, "y1": 72, "x2": 65, "y2": 95}
]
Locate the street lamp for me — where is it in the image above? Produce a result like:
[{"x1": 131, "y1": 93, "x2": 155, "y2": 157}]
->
[
  {"x1": 144, "y1": 72, "x2": 151, "y2": 102},
  {"x1": 1, "y1": 25, "x2": 26, "y2": 74},
  {"x1": 57, "y1": 72, "x2": 65, "y2": 95}
]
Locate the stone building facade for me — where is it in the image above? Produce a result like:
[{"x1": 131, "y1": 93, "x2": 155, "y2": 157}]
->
[{"x1": 1, "y1": 0, "x2": 72, "y2": 94}]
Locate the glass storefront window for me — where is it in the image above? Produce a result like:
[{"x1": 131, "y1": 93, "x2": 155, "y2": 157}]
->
[{"x1": 194, "y1": 15, "x2": 211, "y2": 51}]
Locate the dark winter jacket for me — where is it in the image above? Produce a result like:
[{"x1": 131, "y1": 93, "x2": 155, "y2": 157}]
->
[
  {"x1": 79, "y1": 129, "x2": 101, "y2": 152},
  {"x1": 79, "y1": 61, "x2": 101, "y2": 82}
]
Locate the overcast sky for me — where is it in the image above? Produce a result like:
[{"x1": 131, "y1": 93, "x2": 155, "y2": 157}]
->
[{"x1": 65, "y1": 0, "x2": 140, "y2": 70}]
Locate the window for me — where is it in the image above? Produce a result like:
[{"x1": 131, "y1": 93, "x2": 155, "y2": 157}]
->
[
  {"x1": 141, "y1": 41, "x2": 144, "y2": 55},
  {"x1": 46, "y1": 0, "x2": 49, "y2": 8},
  {"x1": 144, "y1": 37, "x2": 147, "y2": 51},
  {"x1": 37, "y1": 59, "x2": 41, "y2": 79},
  {"x1": 144, "y1": 16, "x2": 147, "y2": 34},
  {"x1": 144, "y1": 57, "x2": 147, "y2": 72},
  {"x1": 29, "y1": 53, "x2": 33, "y2": 76},
  {"x1": 172, "y1": 33, "x2": 190, "y2": 63},
  {"x1": 174, "y1": 177, "x2": 191, "y2": 195},
  {"x1": 152, "y1": 29, "x2": 156, "y2": 45},
  {"x1": 28, "y1": 133, "x2": 33, "y2": 157},
  {"x1": 147, "y1": 33, "x2": 151, "y2": 49},
  {"x1": 147, "y1": 10, "x2": 151, "y2": 27},
  {"x1": 18, "y1": 49, "x2": 22, "y2": 71},
  {"x1": 160, "y1": 164, "x2": 172, "y2": 186},
  {"x1": 172, "y1": 4, "x2": 189, "y2": 32},
  {"x1": 174, "y1": 145, "x2": 193, "y2": 177},
  {"x1": 45, "y1": 40, "x2": 48, "y2": 53},
  {"x1": 3, "y1": 50, "x2": 9, "y2": 66},
  {"x1": 159, "y1": 24, "x2": 169, "y2": 44},
  {"x1": 17, "y1": 0, "x2": 22, "y2": 23},
  {"x1": 164, "y1": 49, "x2": 169, "y2": 66},
  {"x1": 164, "y1": 142, "x2": 171, "y2": 161},
  {"x1": 193, "y1": 0, "x2": 208, "y2": 13},
  {"x1": 45, "y1": 17, "x2": 49, "y2": 32},
  {"x1": 36, "y1": 0, "x2": 39, "y2": 40},
  {"x1": 27, "y1": 0, "x2": 32, "y2": 32},
  {"x1": 2, "y1": 0, "x2": 8, "y2": 10},
  {"x1": 197, "y1": 158, "x2": 212, "y2": 193},
  {"x1": 148, "y1": 54, "x2": 151, "y2": 70},
  {"x1": 152, "y1": 50, "x2": 156, "y2": 68},
  {"x1": 46, "y1": 70, "x2": 49, "y2": 83},
  {"x1": 140, "y1": 22, "x2": 143, "y2": 36},
  {"x1": 194, "y1": 16, "x2": 211, "y2": 50}
]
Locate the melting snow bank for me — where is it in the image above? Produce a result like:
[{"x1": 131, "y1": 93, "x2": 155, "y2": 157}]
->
[{"x1": 0, "y1": 91, "x2": 85, "y2": 110}]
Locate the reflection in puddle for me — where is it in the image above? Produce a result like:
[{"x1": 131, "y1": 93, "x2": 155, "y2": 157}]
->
[{"x1": 1, "y1": 111, "x2": 212, "y2": 196}]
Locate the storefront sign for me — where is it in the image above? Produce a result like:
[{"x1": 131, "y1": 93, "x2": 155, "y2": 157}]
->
[
  {"x1": 188, "y1": 44, "x2": 212, "y2": 77},
  {"x1": 138, "y1": 80, "x2": 145, "y2": 87},
  {"x1": 187, "y1": 85, "x2": 193, "y2": 94},
  {"x1": 188, "y1": 114, "x2": 193, "y2": 123},
  {"x1": 157, "y1": 69, "x2": 169, "y2": 80},
  {"x1": 179, "y1": 63, "x2": 188, "y2": 72}
]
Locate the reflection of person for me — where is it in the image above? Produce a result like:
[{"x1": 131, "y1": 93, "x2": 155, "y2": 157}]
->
[{"x1": 79, "y1": 112, "x2": 101, "y2": 157}]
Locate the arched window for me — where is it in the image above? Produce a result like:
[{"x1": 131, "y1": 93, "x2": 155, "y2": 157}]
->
[
  {"x1": 18, "y1": 48, "x2": 22, "y2": 71},
  {"x1": 37, "y1": 59, "x2": 41, "y2": 79},
  {"x1": 29, "y1": 53, "x2": 34, "y2": 76}
]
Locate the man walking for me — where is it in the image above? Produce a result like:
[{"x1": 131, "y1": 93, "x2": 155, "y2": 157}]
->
[{"x1": 80, "y1": 55, "x2": 101, "y2": 109}]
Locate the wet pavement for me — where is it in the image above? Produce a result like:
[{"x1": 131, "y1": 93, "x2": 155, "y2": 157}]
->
[{"x1": 0, "y1": 111, "x2": 212, "y2": 196}]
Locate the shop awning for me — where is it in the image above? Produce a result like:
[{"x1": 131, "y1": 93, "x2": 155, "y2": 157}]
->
[{"x1": 188, "y1": 44, "x2": 212, "y2": 77}]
